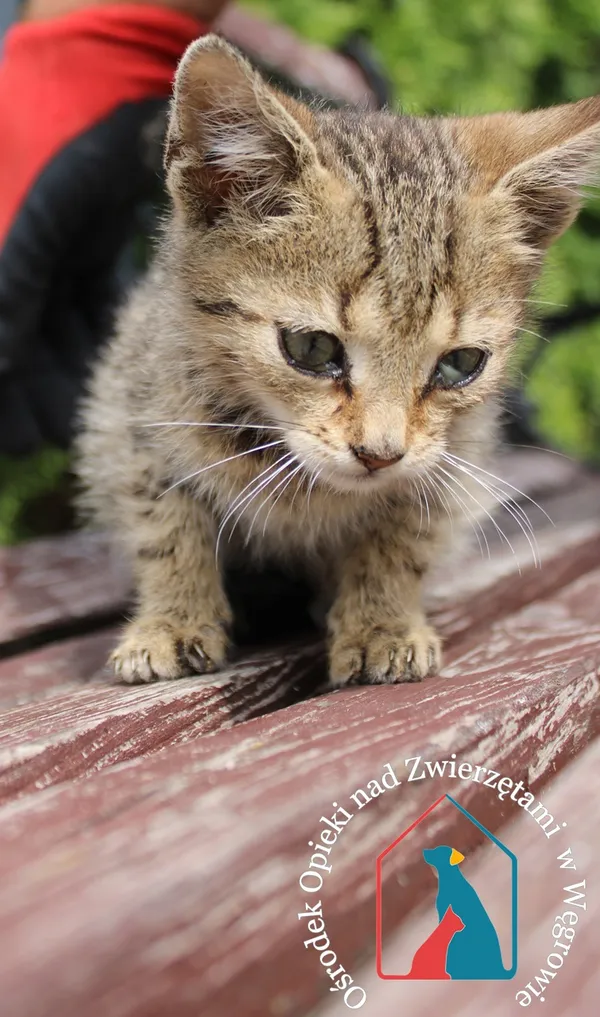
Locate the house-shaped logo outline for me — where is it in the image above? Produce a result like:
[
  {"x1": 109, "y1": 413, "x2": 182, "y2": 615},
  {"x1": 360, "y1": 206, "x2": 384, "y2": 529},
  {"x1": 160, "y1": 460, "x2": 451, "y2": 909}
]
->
[{"x1": 376, "y1": 793, "x2": 518, "y2": 979}]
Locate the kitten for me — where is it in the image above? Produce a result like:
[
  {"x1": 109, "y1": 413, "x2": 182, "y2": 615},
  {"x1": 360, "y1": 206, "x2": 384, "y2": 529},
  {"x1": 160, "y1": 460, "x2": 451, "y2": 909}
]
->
[{"x1": 76, "y1": 34, "x2": 600, "y2": 686}]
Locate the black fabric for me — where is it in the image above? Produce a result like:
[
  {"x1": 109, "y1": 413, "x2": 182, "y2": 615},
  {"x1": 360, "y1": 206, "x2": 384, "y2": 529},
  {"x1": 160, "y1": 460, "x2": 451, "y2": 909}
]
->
[{"x1": 0, "y1": 97, "x2": 168, "y2": 454}]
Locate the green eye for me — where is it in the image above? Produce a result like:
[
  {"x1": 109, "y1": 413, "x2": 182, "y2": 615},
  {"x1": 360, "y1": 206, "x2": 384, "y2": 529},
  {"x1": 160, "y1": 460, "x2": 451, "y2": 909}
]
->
[
  {"x1": 279, "y1": 327, "x2": 345, "y2": 377},
  {"x1": 430, "y1": 347, "x2": 487, "y2": 390}
]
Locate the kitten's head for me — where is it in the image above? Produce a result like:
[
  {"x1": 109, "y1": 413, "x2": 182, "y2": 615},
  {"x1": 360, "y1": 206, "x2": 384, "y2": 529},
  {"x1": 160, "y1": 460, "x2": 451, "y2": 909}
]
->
[{"x1": 164, "y1": 35, "x2": 600, "y2": 495}]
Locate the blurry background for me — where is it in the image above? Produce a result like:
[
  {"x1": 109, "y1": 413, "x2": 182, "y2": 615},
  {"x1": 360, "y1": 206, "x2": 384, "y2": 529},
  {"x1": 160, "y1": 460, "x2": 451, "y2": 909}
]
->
[{"x1": 1, "y1": 0, "x2": 600, "y2": 543}]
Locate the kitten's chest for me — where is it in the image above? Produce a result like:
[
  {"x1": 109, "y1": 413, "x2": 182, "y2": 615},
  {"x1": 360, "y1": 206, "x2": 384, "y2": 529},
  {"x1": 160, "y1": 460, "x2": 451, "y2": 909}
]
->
[{"x1": 213, "y1": 478, "x2": 381, "y2": 566}]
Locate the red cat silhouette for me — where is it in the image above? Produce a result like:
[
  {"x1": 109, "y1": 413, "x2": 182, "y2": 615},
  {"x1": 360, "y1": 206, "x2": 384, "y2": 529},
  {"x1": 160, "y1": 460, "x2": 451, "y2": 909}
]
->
[{"x1": 400, "y1": 906, "x2": 465, "y2": 979}]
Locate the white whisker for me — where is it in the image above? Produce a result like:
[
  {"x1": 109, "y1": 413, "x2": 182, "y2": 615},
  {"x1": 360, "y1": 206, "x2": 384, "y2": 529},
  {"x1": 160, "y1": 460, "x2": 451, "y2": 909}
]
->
[
  {"x1": 436, "y1": 463, "x2": 520, "y2": 569},
  {"x1": 413, "y1": 478, "x2": 424, "y2": 538},
  {"x1": 141, "y1": 420, "x2": 288, "y2": 432},
  {"x1": 417, "y1": 477, "x2": 431, "y2": 536},
  {"x1": 160, "y1": 440, "x2": 284, "y2": 497},
  {"x1": 259, "y1": 462, "x2": 305, "y2": 538},
  {"x1": 515, "y1": 326, "x2": 549, "y2": 344},
  {"x1": 442, "y1": 451, "x2": 553, "y2": 525},
  {"x1": 305, "y1": 467, "x2": 322, "y2": 513},
  {"x1": 214, "y1": 454, "x2": 291, "y2": 560},
  {"x1": 422, "y1": 471, "x2": 454, "y2": 535},
  {"x1": 244, "y1": 459, "x2": 299, "y2": 540},
  {"x1": 215, "y1": 454, "x2": 296, "y2": 560},
  {"x1": 442, "y1": 455, "x2": 540, "y2": 568},
  {"x1": 432, "y1": 468, "x2": 489, "y2": 559},
  {"x1": 525, "y1": 298, "x2": 567, "y2": 307}
]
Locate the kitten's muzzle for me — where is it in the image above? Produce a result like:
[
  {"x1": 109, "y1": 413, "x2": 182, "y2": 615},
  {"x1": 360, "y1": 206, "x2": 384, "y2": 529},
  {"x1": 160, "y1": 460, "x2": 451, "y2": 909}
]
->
[{"x1": 351, "y1": 445, "x2": 405, "y2": 472}]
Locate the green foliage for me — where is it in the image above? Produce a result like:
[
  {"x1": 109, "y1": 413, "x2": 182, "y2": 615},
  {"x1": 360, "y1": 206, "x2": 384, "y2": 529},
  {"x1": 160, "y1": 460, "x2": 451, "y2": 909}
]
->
[
  {"x1": 0, "y1": 448, "x2": 70, "y2": 546},
  {"x1": 528, "y1": 320, "x2": 600, "y2": 460},
  {"x1": 2, "y1": 0, "x2": 600, "y2": 545}
]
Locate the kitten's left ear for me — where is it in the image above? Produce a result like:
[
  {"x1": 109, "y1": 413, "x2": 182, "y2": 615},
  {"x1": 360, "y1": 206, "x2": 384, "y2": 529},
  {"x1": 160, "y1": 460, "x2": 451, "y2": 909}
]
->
[
  {"x1": 455, "y1": 97, "x2": 600, "y2": 248},
  {"x1": 165, "y1": 34, "x2": 319, "y2": 222}
]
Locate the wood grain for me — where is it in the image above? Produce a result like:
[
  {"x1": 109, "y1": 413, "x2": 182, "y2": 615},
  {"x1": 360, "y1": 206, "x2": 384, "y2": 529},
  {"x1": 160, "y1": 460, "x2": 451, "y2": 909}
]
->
[
  {"x1": 1, "y1": 450, "x2": 599, "y2": 1017},
  {"x1": 0, "y1": 566, "x2": 598, "y2": 1017},
  {"x1": 1, "y1": 524, "x2": 598, "y2": 803},
  {"x1": 0, "y1": 531, "x2": 129, "y2": 650},
  {"x1": 0, "y1": 638, "x2": 325, "y2": 803}
]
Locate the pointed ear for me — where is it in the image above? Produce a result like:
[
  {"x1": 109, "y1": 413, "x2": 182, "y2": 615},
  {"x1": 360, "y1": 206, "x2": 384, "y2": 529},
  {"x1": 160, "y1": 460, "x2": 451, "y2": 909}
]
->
[
  {"x1": 453, "y1": 97, "x2": 600, "y2": 249},
  {"x1": 164, "y1": 34, "x2": 319, "y2": 224}
]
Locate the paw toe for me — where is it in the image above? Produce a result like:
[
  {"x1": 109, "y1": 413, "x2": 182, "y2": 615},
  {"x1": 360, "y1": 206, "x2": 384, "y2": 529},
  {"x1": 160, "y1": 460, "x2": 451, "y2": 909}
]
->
[
  {"x1": 110, "y1": 619, "x2": 227, "y2": 683},
  {"x1": 329, "y1": 622, "x2": 441, "y2": 688}
]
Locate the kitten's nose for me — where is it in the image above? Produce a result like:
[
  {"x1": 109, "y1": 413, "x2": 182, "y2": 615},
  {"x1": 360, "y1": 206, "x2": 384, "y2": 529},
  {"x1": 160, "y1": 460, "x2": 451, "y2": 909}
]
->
[{"x1": 352, "y1": 446, "x2": 405, "y2": 472}]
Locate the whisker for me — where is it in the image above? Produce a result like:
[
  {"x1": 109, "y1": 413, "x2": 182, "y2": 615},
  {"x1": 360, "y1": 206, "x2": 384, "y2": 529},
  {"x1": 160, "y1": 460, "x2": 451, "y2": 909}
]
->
[
  {"x1": 215, "y1": 454, "x2": 296, "y2": 560},
  {"x1": 305, "y1": 467, "x2": 322, "y2": 513},
  {"x1": 442, "y1": 451, "x2": 553, "y2": 525},
  {"x1": 443, "y1": 455, "x2": 539, "y2": 536},
  {"x1": 432, "y1": 468, "x2": 489, "y2": 559},
  {"x1": 442, "y1": 456, "x2": 540, "y2": 568},
  {"x1": 214, "y1": 454, "x2": 292, "y2": 560},
  {"x1": 436, "y1": 463, "x2": 520, "y2": 570},
  {"x1": 525, "y1": 298, "x2": 567, "y2": 308},
  {"x1": 160, "y1": 440, "x2": 285, "y2": 497},
  {"x1": 515, "y1": 326, "x2": 549, "y2": 344},
  {"x1": 259, "y1": 462, "x2": 305, "y2": 538},
  {"x1": 237, "y1": 457, "x2": 300, "y2": 545},
  {"x1": 499, "y1": 444, "x2": 574, "y2": 462},
  {"x1": 418, "y1": 477, "x2": 431, "y2": 535},
  {"x1": 141, "y1": 420, "x2": 288, "y2": 433},
  {"x1": 244, "y1": 459, "x2": 299, "y2": 540},
  {"x1": 413, "y1": 478, "x2": 425, "y2": 539},
  {"x1": 422, "y1": 471, "x2": 454, "y2": 535}
]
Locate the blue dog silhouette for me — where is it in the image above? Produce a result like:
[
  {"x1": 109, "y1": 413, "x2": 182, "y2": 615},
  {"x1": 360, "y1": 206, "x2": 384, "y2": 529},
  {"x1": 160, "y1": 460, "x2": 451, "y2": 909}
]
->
[{"x1": 423, "y1": 845, "x2": 507, "y2": 979}]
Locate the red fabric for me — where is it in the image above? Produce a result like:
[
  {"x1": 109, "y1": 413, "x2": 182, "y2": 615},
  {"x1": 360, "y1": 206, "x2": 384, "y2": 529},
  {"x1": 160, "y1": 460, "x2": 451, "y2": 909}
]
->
[{"x1": 0, "y1": 4, "x2": 208, "y2": 243}]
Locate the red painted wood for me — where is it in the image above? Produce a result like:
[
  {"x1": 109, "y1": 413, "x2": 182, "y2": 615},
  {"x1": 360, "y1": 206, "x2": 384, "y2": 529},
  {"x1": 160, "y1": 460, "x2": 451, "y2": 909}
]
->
[
  {"x1": 1, "y1": 525, "x2": 598, "y2": 804},
  {"x1": 0, "y1": 567, "x2": 598, "y2": 1017},
  {"x1": 0, "y1": 531, "x2": 129, "y2": 646},
  {"x1": 0, "y1": 638, "x2": 325, "y2": 803},
  {"x1": 1, "y1": 450, "x2": 598, "y2": 1016}
]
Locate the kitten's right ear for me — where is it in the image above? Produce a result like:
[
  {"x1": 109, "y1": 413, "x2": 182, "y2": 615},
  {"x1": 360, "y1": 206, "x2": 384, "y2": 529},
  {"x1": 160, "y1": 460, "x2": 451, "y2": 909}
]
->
[{"x1": 164, "y1": 34, "x2": 319, "y2": 223}]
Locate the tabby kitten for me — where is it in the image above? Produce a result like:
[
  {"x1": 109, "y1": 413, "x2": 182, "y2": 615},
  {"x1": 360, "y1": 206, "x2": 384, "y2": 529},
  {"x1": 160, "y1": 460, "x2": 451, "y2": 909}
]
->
[{"x1": 76, "y1": 35, "x2": 600, "y2": 686}]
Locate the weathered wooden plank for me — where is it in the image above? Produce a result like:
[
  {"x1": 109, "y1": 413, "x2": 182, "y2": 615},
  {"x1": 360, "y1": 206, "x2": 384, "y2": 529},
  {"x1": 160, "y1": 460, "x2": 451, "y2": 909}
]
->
[
  {"x1": 2, "y1": 523, "x2": 599, "y2": 805},
  {"x1": 0, "y1": 640, "x2": 325, "y2": 804},
  {"x1": 0, "y1": 531, "x2": 129, "y2": 649},
  {"x1": 318, "y1": 737, "x2": 600, "y2": 1017},
  {"x1": 0, "y1": 567, "x2": 598, "y2": 1017},
  {"x1": 0, "y1": 631, "x2": 117, "y2": 711}
]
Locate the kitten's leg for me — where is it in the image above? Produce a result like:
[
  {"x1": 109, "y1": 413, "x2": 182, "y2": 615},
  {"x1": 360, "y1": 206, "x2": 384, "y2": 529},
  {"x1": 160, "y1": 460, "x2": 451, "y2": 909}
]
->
[
  {"x1": 111, "y1": 483, "x2": 232, "y2": 683},
  {"x1": 327, "y1": 526, "x2": 441, "y2": 687}
]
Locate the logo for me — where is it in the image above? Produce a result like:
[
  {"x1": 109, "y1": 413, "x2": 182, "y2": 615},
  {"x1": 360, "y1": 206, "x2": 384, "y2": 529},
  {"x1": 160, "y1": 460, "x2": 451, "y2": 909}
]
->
[
  {"x1": 297, "y1": 756, "x2": 586, "y2": 1010},
  {"x1": 376, "y1": 794, "x2": 517, "y2": 980}
]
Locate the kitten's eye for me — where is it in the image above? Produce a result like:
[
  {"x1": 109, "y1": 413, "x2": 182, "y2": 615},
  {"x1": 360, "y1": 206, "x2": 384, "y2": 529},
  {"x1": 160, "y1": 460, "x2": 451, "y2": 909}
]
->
[
  {"x1": 279, "y1": 327, "x2": 345, "y2": 377},
  {"x1": 429, "y1": 347, "x2": 487, "y2": 390}
]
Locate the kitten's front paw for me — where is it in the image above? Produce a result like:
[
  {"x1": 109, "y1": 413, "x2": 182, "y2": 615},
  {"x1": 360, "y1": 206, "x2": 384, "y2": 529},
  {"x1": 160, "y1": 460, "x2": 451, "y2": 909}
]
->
[
  {"x1": 110, "y1": 617, "x2": 228, "y2": 683},
  {"x1": 328, "y1": 620, "x2": 441, "y2": 688}
]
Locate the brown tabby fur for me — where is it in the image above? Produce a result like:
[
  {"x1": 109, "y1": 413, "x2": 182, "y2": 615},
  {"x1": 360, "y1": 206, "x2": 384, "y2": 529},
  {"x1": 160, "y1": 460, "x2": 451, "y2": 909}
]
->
[{"x1": 76, "y1": 35, "x2": 600, "y2": 685}]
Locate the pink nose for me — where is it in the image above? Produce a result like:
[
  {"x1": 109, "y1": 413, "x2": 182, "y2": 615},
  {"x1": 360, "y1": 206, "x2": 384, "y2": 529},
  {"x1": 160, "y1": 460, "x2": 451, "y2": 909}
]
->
[{"x1": 352, "y1": 446, "x2": 405, "y2": 472}]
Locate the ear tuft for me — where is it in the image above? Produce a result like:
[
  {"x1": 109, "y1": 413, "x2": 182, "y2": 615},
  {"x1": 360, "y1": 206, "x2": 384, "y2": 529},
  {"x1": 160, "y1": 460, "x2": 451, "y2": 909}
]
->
[
  {"x1": 165, "y1": 34, "x2": 318, "y2": 224},
  {"x1": 454, "y1": 97, "x2": 600, "y2": 249}
]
